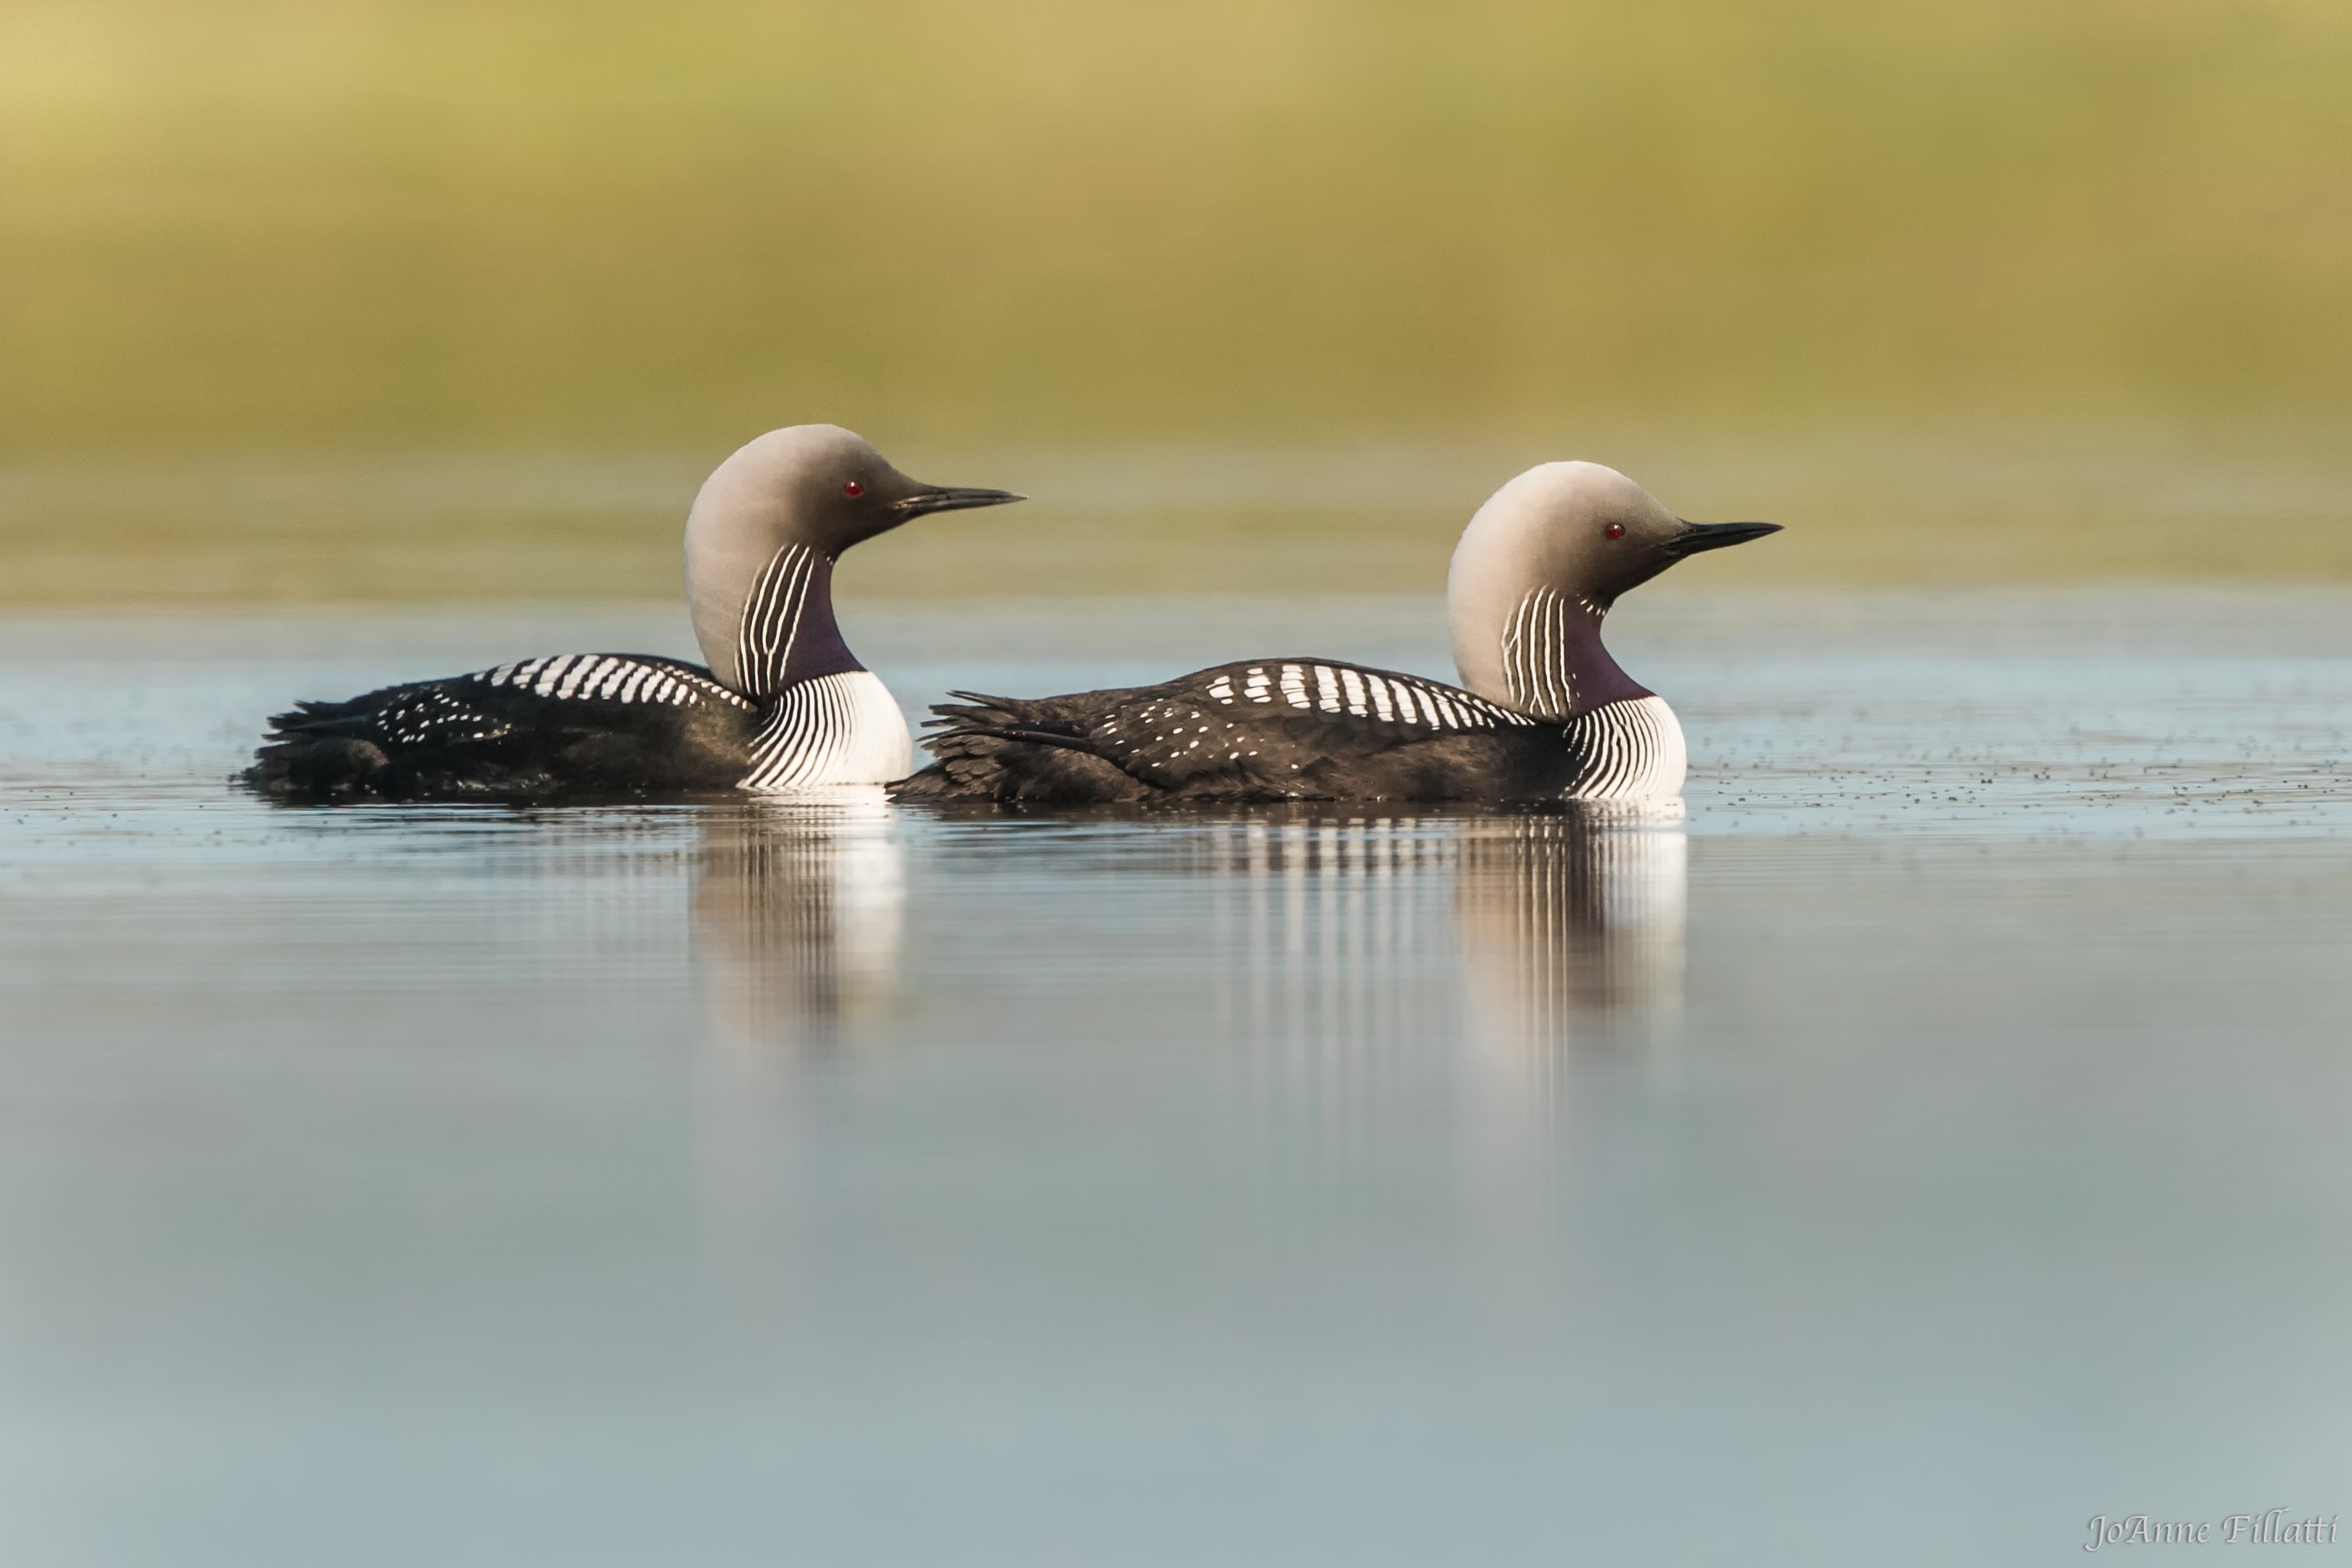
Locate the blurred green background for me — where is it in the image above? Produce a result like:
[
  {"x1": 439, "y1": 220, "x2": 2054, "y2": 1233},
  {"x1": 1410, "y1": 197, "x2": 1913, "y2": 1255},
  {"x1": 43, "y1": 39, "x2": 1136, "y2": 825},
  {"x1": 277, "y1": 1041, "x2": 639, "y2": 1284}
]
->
[{"x1": 3, "y1": 0, "x2": 2349, "y2": 602}]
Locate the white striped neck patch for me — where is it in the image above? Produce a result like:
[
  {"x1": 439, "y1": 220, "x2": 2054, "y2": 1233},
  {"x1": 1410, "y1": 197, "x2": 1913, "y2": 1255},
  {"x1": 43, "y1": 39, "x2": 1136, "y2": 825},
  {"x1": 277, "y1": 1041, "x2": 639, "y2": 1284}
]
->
[
  {"x1": 734, "y1": 544, "x2": 863, "y2": 702},
  {"x1": 1498, "y1": 588, "x2": 1651, "y2": 720},
  {"x1": 740, "y1": 669, "x2": 914, "y2": 791},
  {"x1": 1560, "y1": 694, "x2": 1686, "y2": 803}
]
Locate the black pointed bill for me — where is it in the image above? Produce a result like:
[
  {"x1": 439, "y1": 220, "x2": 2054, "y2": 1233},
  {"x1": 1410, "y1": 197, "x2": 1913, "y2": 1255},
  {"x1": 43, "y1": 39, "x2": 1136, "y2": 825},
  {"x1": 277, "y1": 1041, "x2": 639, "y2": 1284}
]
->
[
  {"x1": 1667, "y1": 519, "x2": 1782, "y2": 556},
  {"x1": 893, "y1": 486, "x2": 1027, "y2": 519}
]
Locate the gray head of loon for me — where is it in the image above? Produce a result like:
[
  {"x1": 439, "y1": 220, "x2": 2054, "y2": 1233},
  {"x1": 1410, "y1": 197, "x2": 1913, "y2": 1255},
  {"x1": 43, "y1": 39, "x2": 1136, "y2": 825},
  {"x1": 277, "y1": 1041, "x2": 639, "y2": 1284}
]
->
[
  {"x1": 1446, "y1": 462, "x2": 1778, "y2": 719},
  {"x1": 685, "y1": 424, "x2": 1023, "y2": 694}
]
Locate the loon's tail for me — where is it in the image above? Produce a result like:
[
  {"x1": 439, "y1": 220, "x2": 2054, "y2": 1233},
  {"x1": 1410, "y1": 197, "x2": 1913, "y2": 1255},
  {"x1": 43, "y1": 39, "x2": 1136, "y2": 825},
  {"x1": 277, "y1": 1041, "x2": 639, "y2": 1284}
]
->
[
  {"x1": 892, "y1": 691, "x2": 1151, "y2": 805},
  {"x1": 239, "y1": 701, "x2": 390, "y2": 801}
]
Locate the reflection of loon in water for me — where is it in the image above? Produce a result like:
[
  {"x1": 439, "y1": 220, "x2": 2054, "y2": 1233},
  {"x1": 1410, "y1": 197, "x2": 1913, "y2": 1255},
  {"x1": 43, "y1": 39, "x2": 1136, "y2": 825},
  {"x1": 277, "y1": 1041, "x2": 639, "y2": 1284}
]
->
[
  {"x1": 690, "y1": 793, "x2": 905, "y2": 1049},
  {"x1": 686, "y1": 794, "x2": 906, "y2": 1313},
  {"x1": 1452, "y1": 814, "x2": 1687, "y2": 1049},
  {"x1": 1186, "y1": 808, "x2": 1686, "y2": 1192},
  {"x1": 1189, "y1": 808, "x2": 1687, "y2": 1051}
]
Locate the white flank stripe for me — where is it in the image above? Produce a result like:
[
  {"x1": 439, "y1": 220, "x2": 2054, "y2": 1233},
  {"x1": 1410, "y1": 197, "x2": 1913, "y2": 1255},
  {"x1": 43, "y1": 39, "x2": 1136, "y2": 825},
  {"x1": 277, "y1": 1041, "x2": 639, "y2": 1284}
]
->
[
  {"x1": 462, "y1": 653, "x2": 727, "y2": 712},
  {"x1": 556, "y1": 657, "x2": 601, "y2": 698},
  {"x1": 532, "y1": 655, "x2": 579, "y2": 696}
]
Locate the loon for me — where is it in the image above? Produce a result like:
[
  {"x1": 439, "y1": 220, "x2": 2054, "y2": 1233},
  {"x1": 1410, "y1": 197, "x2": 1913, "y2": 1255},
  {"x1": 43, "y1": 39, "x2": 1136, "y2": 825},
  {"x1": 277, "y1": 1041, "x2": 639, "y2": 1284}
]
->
[
  {"x1": 895, "y1": 462, "x2": 1776, "y2": 806},
  {"x1": 244, "y1": 425, "x2": 1022, "y2": 802}
]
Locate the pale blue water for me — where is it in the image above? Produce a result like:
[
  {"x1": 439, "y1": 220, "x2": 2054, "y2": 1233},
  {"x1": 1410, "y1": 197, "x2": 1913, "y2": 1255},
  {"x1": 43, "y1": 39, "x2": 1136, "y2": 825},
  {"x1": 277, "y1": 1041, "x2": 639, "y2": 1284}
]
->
[{"x1": 3, "y1": 590, "x2": 2351, "y2": 1566}]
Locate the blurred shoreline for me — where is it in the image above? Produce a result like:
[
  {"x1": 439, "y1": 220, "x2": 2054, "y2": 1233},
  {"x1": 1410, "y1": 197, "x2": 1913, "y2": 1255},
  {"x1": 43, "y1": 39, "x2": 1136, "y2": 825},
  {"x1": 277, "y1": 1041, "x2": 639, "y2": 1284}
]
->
[
  {"x1": 5, "y1": 424, "x2": 2350, "y2": 603},
  {"x1": 9, "y1": 2, "x2": 2350, "y2": 609}
]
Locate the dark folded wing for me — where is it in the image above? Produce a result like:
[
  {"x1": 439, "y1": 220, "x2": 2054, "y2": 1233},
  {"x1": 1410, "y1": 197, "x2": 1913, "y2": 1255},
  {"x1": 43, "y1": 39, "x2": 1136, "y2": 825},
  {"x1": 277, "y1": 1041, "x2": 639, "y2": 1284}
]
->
[
  {"x1": 247, "y1": 653, "x2": 756, "y2": 800},
  {"x1": 1078, "y1": 659, "x2": 1534, "y2": 794},
  {"x1": 908, "y1": 659, "x2": 1546, "y2": 802}
]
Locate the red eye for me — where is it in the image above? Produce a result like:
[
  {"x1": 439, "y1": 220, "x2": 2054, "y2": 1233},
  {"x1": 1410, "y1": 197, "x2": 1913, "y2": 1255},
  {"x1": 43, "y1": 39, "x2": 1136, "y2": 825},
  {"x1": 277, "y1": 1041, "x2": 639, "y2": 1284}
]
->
[
  {"x1": 1604, "y1": 522, "x2": 1625, "y2": 539},
  {"x1": 843, "y1": 480, "x2": 864, "y2": 498}
]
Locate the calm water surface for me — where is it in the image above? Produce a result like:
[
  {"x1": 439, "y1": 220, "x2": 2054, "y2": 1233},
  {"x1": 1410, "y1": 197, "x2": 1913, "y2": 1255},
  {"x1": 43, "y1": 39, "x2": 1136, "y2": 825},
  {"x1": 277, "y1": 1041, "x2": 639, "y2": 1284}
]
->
[{"x1": 4, "y1": 591, "x2": 2352, "y2": 1566}]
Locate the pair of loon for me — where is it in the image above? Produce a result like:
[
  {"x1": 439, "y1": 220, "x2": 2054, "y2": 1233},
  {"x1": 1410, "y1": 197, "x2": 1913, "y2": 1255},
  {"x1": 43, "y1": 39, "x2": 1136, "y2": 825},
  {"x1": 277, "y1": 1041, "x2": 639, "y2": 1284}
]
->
[{"x1": 245, "y1": 424, "x2": 1777, "y2": 806}]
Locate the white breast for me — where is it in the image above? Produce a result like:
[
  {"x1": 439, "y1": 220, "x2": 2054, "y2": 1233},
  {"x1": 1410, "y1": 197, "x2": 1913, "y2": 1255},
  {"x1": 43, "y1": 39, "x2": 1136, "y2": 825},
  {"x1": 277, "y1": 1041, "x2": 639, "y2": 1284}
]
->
[
  {"x1": 738, "y1": 670, "x2": 914, "y2": 792},
  {"x1": 1566, "y1": 695, "x2": 1686, "y2": 804}
]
